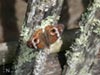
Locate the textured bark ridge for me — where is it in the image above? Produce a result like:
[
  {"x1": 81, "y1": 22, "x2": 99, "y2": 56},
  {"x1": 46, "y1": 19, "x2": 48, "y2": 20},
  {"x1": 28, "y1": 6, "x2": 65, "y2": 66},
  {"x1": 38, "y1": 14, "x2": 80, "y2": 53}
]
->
[
  {"x1": 13, "y1": 0, "x2": 64, "y2": 75},
  {"x1": 64, "y1": 0, "x2": 100, "y2": 75}
]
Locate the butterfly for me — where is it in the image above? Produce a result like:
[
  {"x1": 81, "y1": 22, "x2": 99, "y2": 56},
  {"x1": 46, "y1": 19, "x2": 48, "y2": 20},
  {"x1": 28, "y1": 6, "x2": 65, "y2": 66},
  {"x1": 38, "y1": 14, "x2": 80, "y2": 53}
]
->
[{"x1": 27, "y1": 24, "x2": 64, "y2": 53}]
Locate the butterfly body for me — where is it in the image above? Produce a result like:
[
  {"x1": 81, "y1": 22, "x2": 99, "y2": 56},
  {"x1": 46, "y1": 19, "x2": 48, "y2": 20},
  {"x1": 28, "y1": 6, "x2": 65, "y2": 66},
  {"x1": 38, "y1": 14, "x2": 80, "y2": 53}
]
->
[{"x1": 27, "y1": 24, "x2": 64, "y2": 54}]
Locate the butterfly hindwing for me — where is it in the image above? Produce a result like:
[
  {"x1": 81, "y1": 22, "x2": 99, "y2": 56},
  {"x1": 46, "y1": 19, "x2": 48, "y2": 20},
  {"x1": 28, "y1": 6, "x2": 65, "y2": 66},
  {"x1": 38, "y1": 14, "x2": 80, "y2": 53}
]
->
[
  {"x1": 27, "y1": 29, "x2": 46, "y2": 49},
  {"x1": 45, "y1": 24, "x2": 64, "y2": 44}
]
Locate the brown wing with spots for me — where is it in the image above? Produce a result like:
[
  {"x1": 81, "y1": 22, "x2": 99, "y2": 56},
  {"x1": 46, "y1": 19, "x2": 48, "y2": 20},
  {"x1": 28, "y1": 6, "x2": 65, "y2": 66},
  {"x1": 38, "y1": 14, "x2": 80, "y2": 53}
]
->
[
  {"x1": 45, "y1": 24, "x2": 64, "y2": 44},
  {"x1": 27, "y1": 29, "x2": 46, "y2": 49}
]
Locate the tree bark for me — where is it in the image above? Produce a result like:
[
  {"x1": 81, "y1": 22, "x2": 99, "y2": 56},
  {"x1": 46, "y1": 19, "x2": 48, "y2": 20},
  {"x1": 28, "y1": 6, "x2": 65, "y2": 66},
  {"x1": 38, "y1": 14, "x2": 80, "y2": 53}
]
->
[
  {"x1": 64, "y1": 0, "x2": 100, "y2": 75},
  {"x1": 12, "y1": 0, "x2": 64, "y2": 75}
]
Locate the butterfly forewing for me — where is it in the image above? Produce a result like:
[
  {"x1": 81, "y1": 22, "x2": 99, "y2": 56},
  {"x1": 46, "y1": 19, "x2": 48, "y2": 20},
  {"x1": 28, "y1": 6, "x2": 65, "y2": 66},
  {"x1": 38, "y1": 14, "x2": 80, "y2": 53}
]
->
[{"x1": 45, "y1": 24, "x2": 64, "y2": 44}]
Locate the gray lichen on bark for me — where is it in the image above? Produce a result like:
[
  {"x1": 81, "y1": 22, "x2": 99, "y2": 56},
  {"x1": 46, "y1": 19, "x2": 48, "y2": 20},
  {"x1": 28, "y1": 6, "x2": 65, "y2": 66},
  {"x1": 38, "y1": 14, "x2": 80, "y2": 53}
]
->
[{"x1": 64, "y1": 0, "x2": 100, "y2": 75}]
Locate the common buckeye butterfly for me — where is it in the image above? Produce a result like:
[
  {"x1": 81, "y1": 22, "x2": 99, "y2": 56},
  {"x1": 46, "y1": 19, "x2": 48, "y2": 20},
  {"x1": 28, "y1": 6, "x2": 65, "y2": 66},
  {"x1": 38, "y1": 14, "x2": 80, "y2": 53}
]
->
[{"x1": 27, "y1": 24, "x2": 64, "y2": 53}]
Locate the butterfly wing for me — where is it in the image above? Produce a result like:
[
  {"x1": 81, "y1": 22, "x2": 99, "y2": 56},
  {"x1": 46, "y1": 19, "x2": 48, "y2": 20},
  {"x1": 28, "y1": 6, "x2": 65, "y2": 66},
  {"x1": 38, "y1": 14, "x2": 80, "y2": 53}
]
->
[
  {"x1": 27, "y1": 24, "x2": 64, "y2": 51},
  {"x1": 27, "y1": 29, "x2": 46, "y2": 49},
  {"x1": 45, "y1": 24, "x2": 64, "y2": 44}
]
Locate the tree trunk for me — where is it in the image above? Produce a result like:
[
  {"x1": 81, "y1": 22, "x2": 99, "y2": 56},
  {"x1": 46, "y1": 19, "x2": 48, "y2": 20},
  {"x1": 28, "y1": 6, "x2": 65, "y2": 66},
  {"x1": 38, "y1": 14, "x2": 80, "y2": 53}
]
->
[
  {"x1": 12, "y1": 0, "x2": 64, "y2": 75},
  {"x1": 63, "y1": 0, "x2": 100, "y2": 75}
]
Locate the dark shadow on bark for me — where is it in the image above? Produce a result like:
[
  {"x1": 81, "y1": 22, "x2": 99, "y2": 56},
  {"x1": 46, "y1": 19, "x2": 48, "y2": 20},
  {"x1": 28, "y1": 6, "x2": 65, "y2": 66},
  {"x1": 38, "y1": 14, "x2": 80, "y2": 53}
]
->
[
  {"x1": 58, "y1": 0, "x2": 70, "y2": 27},
  {"x1": 0, "y1": 0, "x2": 19, "y2": 75},
  {"x1": 58, "y1": 28, "x2": 79, "y2": 69},
  {"x1": 82, "y1": 0, "x2": 93, "y2": 9},
  {"x1": 58, "y1": 0, "x2": 70, "y2": 70},
  {"x1": 23, "y1": 0, "x2": 28, "y2": 3}
]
